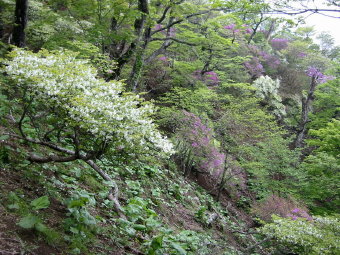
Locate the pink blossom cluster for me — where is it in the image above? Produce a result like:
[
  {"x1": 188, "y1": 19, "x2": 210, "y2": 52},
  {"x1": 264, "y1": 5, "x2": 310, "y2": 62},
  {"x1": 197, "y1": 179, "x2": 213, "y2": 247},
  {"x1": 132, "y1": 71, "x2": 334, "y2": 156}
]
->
[
  {"x1": 286, "y1": 208, "x2": 313, "y2": 221},
  {"x1": 306, "y1": 67, "x2": 335, "y2": 83},
  {"x1": 224, "y1": 24, "x2": 252, "y2": 34},
  {"x1": 153, "y1": 24, "x2": 176, "y2": 37},
  {"x1": 179, "y1": 111, "x2": 225, "y2": 177},
  {"x1": 270, "y1": 38, "x2": 289, "y2": 51},
  {"x1": 244, "y1": 57, "x2": 264, "y2": 78},
  {"x1": 297, "y1": 52, "x2": 307, "y2": 58},
  {"x1": 193, "y1": 70, "x2": 220, "y2": 85},
  {"x1": 244, "y1": 45, "x2": 283, "y2": 76},
  {"x1": 158, "y1": 56, "x2": 168, "y2": 61},
  {"x1": 259, "y1": 51, "x2": 281, "y2": 69}
]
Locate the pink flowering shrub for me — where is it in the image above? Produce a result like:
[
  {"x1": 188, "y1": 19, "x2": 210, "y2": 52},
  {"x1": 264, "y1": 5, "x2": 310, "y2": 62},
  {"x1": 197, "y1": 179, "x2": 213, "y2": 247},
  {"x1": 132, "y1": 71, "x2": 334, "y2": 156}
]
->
[
  {"x1": 153, "y1": 24, "x2": 176, "y2": 36},
  {"x1": 252, "y1": 194, "x2": 310, "y2": 222},
  {"x1": 287, "y1": 208, "x2": 313, "y2": 221},
  {"x1": 205, "y1": 71, "x2": 219, "y2": 85},
  {"x1": 159, "y1": 56, "x2": 167, "y2": 61},
  {"x1": 270, "y1": 38, "x2": 289, "y2": 51},
  {"x1": 306, "y1": 67, "x2": 335, "y2": 83},
  {"x1": 153, "y1": 24, "x2": 163, "y2": 31},
  {"x1": 244, "y1": 57, "x2": 264, "y2": 78},
  {"x1": 297, "y1": 52, "x2": 307, "y2": 58},
  {"x1": 244, "y1": 45, "x2": 283, "y2": 77},
  {"x1": 177, "y1": 111, "x2": 225, "y2": 178},
  {"x1": 224, "y1": 23, "x2": 252, "y2": 34},
  {"x1": 224, "y1": 24, "x2": 236, "y2": 30},
  {"x1": 192, "y1": 70, "x2": 220, "y2": 86},
  {"x1": 259, "y1": 51, "x2": 281, "y2": 69}
]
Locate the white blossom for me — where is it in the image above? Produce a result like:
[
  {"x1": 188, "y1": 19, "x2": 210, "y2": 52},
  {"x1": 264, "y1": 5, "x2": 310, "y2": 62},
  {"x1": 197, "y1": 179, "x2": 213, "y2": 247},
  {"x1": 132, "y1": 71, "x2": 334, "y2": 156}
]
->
[{"x1": 5, "y1": 49, "x2": 175, "y2": 156}]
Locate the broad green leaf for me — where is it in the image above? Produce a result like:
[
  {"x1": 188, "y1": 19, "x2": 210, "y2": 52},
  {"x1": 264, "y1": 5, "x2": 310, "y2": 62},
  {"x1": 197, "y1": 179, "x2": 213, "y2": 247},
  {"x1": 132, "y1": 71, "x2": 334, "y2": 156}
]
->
[
  {"x1": 149, "y1": 235, "x2": 163, "y2": 255},
  {"x1": 8, "y1": 203, "x2": 20, "y2": 210},
  {"x1": 17, "y1": 215, "x2": 40, "y2": 229},
  {"x1": 125, "y1": 227, "x2": 136, "y2": 236},
  {"x1": 133, "y1": 224, "x2": 146, "y2": 231},
  {"x1": 0, "y1": 135, "x2": 9, "y2": 140},
  {"x1": 30, "y1": 196, "x2": 50, "y2": 210},
  {"x1": 35, "y1": 222, "x2": 48, "y2": 233},
  {"x1": 170, "y1": 242, "x2": 187, "y2": 255}
]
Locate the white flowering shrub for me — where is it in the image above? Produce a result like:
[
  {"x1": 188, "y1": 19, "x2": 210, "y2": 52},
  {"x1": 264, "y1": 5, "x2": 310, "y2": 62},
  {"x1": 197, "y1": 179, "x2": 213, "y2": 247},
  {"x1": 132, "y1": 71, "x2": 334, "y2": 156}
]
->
[
  {"x1": 4, "y1": 48, "x2": 174, "y2": 156},
  {"x1": 260, "y1": 215, "x2": 340, "y2": 254},
  {"x1": 252, "y1": 75, "x2": 286, "y2": 118}
]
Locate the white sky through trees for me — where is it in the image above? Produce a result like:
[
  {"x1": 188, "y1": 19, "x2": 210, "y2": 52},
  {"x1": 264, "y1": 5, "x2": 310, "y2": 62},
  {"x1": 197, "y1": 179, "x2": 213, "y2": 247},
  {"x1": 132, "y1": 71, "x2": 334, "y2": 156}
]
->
[{"x1": 268, "y1": 0, "x2": 340, "y2": 45}]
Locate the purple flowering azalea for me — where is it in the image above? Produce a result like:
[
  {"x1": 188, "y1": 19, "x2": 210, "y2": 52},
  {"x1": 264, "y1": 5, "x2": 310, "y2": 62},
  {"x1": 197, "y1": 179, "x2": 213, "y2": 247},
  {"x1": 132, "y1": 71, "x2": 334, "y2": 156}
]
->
[
  {"x1": 270, "y1": 38, "x2": 289, "y2": 51},
  {"x1": 224, "y1": 24, "x2": 236, "y2": 30},
  {"x1": 158, "y1": 56, "x2": 168, "y2": 61},
  {"x1": 297, "y1": 52, "x2": 307, "y2": 58},
  {"x1": 306, "y1": 67, "x2": 335, "y2": 83}
]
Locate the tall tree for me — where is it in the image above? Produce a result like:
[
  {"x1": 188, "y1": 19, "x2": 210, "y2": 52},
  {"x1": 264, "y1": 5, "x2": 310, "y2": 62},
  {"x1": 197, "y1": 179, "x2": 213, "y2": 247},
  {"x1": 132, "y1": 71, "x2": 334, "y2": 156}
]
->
[
  {"x1": 294, "y1": 67, "x2": 334, "y2": 148},
  {"x1": 12, "y1": 0, "x2": 28, "y2": 47},
  {"x1": 0, "y1": 4, "x2": 3, "y2": 40}
]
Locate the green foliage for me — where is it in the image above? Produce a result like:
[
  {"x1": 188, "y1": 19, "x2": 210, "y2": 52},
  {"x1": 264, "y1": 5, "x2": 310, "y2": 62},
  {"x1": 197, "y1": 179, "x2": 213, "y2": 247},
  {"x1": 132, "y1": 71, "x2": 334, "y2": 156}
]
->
[
  {"x1": 146, "y1": 230, "x2": 215, "y2": 255},
  {"x1": 0, "y1": 0, "x2": 339, "y2": 253},
  {"x1": 260, "y1": 215, "x2": 340, "y2": 255},
  {"x1": 300, "y1": 152, "x2": 340, "y2": 213},
  {"x1": 216, "y1": 96, "x2": 282, "y2": 151},
  {"x1": 309, "y1": 78, "x2": 340, "y2": 129},
  {"x1": 63, "y1": 190, "x2": 98, "y2": 253},
  {"x1": 30, "y1": 195, "x2": 50, "y2": 210},
  {"x1": 194, "y1": 206, "x2": 208, "y2": 224},
  {"x1": 6, "y1": 193, "x2": 61, "y2": 245},
  {"x1": 308, "y1": 119, "x2": 340, "y2": 157},
  {"x1": 157, "y1": 86, "x2": 223, "y2": 117},
  {"x1": 239, "y1": 136, "x2": 301, "y2": 198}
]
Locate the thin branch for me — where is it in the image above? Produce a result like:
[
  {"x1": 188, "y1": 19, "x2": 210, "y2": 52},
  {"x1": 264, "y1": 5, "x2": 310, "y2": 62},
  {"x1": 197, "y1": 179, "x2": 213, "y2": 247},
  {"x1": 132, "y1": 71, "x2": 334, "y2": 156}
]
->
[
  {"x1": 29, "y1": 153, "x2": 78, "y2": 163},
  {"x1": 151, "y1": 37, "x2": 197, "y2": 46},
  {"x1": 156, "y1": 5, "x2": 172, "y2": 24},
  {"x1": 73, "y1": 127, "x2": 80, "y2": 157},
  {"x1": 17, "y1": 93, "x2": 32, "y2": 139},
  {"x1": 7, "y1": 132, "x2": 126, "y2": 218},
  {"x1": 232, "y1": 229, "x2": 258, "y2": 235},
  {"x1": 272, "y1": 8, "x2": 340, "y2": 15},
  {"x1": 244, "y1": 236, "x2": 272, "y2": 252},
  {"x1": 86, "y1": 160, "x2": 126, "y2": 219},
  {"x1": 151, "y1": 8, "x2": 230, "y2": 36},
  {"x1": 144, "y1": 41, "x2": 173, "y2": 63},
  {"x1": 316, "y1": 12, "x2": 340, "y2": 18}
]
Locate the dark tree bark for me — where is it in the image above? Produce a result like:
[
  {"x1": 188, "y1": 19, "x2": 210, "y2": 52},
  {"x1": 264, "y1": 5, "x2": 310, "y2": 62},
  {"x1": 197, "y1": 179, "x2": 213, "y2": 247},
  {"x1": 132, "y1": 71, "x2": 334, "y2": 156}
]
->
[
  {"x1": 128, "y1": 0, "x2": 150, "y2": 91},
  {"x1": 0, "y1": 4, "x2": 3, "y2": 40},
  {"x1": 294, "y1": 76, "x2": 318, "y2": 148},
  {"x1": 247, "y1": 14, "x2": 268, "y2": 44},
  {"x1": 12, "y1": 0, "x2": 28, "y2": 47},
  {"x1": 265, "y1": 19, "x2": 276, "y2": 41}
]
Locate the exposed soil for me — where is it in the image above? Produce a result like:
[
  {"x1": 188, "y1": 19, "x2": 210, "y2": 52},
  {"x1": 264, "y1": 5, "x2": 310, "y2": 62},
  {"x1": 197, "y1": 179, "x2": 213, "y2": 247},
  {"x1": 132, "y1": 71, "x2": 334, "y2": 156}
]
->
[{"x1": 0, "y1": 167, "x2": 61, "y2": 255}]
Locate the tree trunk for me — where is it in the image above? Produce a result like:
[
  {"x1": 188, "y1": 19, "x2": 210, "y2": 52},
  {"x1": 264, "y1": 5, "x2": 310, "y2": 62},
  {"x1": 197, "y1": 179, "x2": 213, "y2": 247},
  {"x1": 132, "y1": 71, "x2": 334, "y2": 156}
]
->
[
  {"x1": 294, "y1": 76, "x2": 317, "y2": 148},
  {"x1": 265, "y1": 19, "x2": 276, "y2": 41},
  {"x1": 247, "y1": 14, "x2": 265, "y2": 44},
  {"x1": 0, "y1": 5, "x2": 3, "y2": 40},
  {"x1": 128, "y1": 0, "x2": 150, "y2": 91},
  {"x1": 12, "y1": 0, "x2": 28, "y2": 47},
  {"x1": 216, "y1": 156, "x2": 229, "y2": 201}
]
